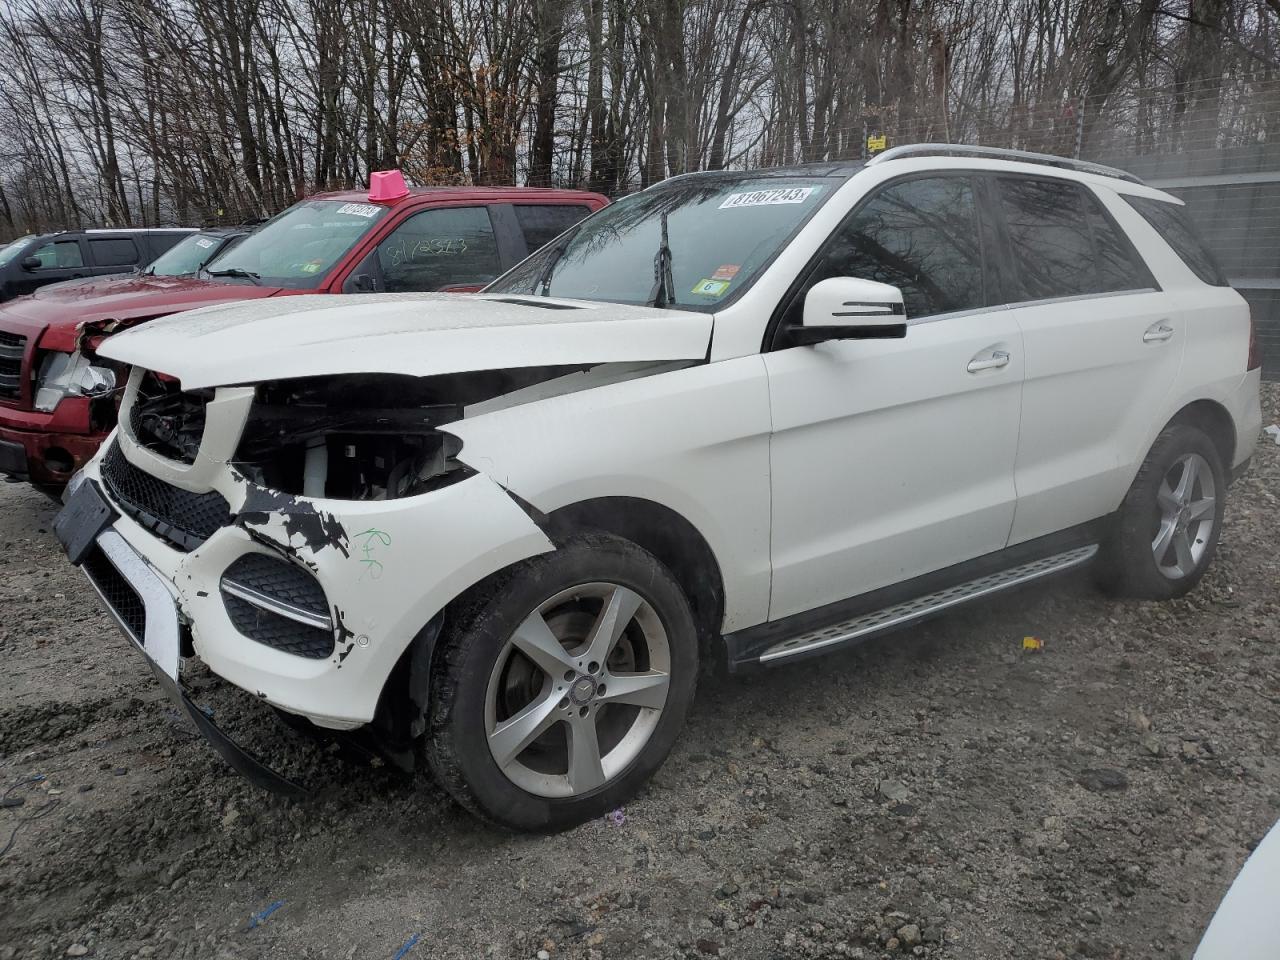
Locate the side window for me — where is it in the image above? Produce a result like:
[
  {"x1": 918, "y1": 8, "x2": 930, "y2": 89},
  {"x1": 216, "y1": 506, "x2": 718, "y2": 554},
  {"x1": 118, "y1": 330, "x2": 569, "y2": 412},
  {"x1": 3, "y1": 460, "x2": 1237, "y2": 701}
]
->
[
  {"x1": 1123, "y1": 195, "x2": 1228, "y2": 286},
  {"x1": 513, "y1": 204, "x2": 592, "y2": 252},
  {"x1": 31, "y1": 239, "x2": 84, "y2": 269},
  {"x1": 801, "y1": 176, "x2": 986, "y2": 320},
  {"x1": 89, "y1": 237, "x2": 139, "y2": 267},
  {"x1": 997, "y1": 177, "x2": 1155, "y2": 300},
  {"x1": 376, "y1": 206, "x2": 502, "y2": 292},
  {"x1": 998, "y1": 178, "x2": 1096, "y2": 301}
]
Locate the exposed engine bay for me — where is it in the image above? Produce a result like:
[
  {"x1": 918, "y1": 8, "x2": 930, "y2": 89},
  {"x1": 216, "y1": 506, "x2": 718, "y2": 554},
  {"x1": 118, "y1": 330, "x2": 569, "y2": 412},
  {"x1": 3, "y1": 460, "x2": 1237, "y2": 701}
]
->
[{"x1": 131, "y1": 367, "x2": 590, "y2": 501}]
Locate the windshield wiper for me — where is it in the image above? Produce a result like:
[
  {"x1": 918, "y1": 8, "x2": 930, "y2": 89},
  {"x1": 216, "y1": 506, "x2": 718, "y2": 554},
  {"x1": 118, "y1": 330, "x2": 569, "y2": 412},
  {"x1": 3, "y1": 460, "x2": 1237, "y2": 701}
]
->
[
  {"x1": 206, "y1": 267, "x2": 262, "y2": 285},
  {"x1": 647, "y1": 211, "x2": 675, "y2": 309},
  {"x1": 534, "y1": 236, "x2": 572, "y2": 297}
]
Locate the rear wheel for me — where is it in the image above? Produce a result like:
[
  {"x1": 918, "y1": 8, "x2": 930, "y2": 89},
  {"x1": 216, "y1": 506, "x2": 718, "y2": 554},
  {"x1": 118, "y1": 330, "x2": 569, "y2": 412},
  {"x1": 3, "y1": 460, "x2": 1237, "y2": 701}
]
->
[
  {"x1": 1098, "y1": 423, "x2": 1226, "y2": 599},
  {"x1": 425, "y1": 533, "x2": 697, "y2": 831}
]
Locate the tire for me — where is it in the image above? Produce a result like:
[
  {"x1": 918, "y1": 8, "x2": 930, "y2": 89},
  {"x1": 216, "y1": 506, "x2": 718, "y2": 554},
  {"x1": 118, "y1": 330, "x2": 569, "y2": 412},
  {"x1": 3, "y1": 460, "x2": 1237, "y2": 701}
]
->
[
  {"x1": 425, "y1": 532, "x2": 698, "y2": 832},
  {"x1": 1097, "y1": 423, "x2": 1227, "y2": 600}
]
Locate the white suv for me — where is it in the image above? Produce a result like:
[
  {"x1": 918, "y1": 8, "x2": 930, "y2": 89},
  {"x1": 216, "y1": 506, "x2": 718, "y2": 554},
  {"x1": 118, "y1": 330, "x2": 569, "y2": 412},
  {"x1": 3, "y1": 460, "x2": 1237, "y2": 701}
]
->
[{"x1": 55, "y1": 145, "x2": 1263, "y2": 831}]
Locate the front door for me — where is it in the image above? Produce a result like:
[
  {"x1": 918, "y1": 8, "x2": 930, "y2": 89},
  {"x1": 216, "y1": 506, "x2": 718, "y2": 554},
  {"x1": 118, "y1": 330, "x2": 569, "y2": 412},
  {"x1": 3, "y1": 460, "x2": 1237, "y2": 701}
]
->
[
  {"x1": 14, "y1": 237, "x2": 88, "y2": 295},
  {"x1": 764, "y1": 174, "x2": 1024, "y2": 621}
]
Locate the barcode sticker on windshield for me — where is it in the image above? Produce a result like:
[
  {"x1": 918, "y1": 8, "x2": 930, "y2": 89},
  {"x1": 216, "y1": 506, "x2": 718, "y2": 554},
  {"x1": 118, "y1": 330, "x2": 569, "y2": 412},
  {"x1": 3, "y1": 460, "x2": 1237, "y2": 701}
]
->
[
  {"x1": 195, "y1": 238, "x2": 215, "y2": 249},
  {"x1": 720, "y1": 187, "x2": 815, "y2": 209},
  {"x1": 337, "y1": 202, "x2": 381, "y2": 218}
]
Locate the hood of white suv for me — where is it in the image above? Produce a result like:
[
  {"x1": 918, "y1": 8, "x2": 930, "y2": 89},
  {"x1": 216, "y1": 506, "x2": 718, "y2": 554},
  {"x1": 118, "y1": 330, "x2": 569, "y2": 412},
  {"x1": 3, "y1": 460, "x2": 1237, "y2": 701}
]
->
[{"x1": 98, "y1": 292, "x2": 713, "y2": 388}]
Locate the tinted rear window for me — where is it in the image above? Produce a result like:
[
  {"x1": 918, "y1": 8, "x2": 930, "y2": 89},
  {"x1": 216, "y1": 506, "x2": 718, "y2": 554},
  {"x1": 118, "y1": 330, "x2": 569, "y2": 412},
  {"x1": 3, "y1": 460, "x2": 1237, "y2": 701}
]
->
[
  {"x1": 1123, "y1": 195, "x2": 1228, "y2": 286},
  {"x1": 89, "y1": 237, "x2": 140, "y2": 266},
  {"x1": 513, "y1": 204, "x2": 593, "y2": 252}
]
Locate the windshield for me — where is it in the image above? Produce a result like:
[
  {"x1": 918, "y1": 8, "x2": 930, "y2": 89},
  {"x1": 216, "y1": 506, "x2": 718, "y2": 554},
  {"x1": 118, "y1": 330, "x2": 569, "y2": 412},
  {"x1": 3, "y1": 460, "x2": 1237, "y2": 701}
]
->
[
  {"x1": 203, "y1": 200, "x2": 388, "y2": 288},
  {"x1": 486, "y1": 176, "x2": 837, "y2": 310},
  {"x1": 146, "y1": 232, "x2": 239, "y2": 277},
  {"x1": 0, "y1": 236, "x2": 36, "y2": 267}
]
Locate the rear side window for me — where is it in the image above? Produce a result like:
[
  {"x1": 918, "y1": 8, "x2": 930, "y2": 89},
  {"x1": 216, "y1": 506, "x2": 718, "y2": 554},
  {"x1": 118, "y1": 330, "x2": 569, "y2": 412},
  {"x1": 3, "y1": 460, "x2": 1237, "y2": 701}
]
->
[
  {"x1": 89, "y1": 237, "x2": 139, "y2": 267},
  {"x1": 513, "y1": 204, "x2": 593, "y2": 252},
  {"x1": 803, "y1": 176, "x2": 986, "y2": 320},
  {"x1": 1123, "y1": 195, "x2": 1228, "y2": 286},
  {"x1": 376, "y1": 206, "x2": 502, "y2": 292},
  {"x1": 997, "y1": 177, "x2": 1152, "y2": 301}
]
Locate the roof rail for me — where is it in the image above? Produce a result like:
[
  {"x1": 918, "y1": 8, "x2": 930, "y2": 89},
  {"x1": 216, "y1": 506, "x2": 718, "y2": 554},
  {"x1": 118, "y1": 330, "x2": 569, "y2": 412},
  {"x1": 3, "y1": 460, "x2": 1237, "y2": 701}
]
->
[{"x1": 866, "y1": 143, "x2": 1143, "y2": 185}]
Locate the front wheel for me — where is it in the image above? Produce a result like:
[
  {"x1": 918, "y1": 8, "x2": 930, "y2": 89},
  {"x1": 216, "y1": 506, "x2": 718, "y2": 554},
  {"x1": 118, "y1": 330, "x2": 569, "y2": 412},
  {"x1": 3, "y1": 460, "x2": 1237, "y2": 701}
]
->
[
  {"x1": 425, "y1": 533, "x2": 698, "y2": 831},
  {"x1": 1098, "y1": 423, "x2": 1227, "y2": 600}
]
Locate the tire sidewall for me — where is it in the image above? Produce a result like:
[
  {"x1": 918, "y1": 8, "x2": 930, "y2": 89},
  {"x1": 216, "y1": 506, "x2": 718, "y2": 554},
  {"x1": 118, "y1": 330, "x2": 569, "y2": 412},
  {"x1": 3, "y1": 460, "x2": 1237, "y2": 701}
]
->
[{"x1": 434, "y1": 535, "x2": 698, "y2": 831}]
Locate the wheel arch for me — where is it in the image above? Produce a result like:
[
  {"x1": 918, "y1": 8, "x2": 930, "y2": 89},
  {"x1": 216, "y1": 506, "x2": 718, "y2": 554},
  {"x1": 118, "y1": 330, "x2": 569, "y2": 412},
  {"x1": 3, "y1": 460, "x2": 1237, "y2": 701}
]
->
[
  {"x1": 541, "y1": 497, "x2": 728, "y2": 666},
  {"x1": 1166, "y1": 398, "x2": 1236, "y2": 472},
  {"x1": 372, "y1": 495, "x2": 728, "y2": 755}
]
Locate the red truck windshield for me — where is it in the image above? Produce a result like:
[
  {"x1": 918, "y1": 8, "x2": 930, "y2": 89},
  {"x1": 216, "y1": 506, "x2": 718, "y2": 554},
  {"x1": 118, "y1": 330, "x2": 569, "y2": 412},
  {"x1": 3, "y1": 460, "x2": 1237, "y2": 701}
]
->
[{"x1": 204, "y1": 200, "x2": 388, "y2": 289}]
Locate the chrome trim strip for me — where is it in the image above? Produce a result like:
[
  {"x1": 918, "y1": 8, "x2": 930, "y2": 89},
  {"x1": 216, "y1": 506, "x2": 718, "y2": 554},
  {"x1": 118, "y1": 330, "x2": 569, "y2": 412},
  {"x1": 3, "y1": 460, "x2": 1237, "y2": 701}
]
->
[
  {"x1": 760, "y1": 545, "x2": 1098, "y2": 664},
  {"x1": 1000, "y1": 288, "x2": 1159, "y2": 311},
  {"x1": 906, "y1": 288, "x2": 1160, "y2": 327},
  {"x1": 88, "y1": 529, "x2": 181, "y2": 680},
  {"x1": 220, "y1": 579, "x2": 333, "y2": 631}
]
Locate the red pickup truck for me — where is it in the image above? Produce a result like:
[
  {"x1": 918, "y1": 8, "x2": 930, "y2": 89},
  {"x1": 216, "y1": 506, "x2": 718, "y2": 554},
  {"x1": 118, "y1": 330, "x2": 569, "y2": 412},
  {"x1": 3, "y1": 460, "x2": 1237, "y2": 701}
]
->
[{"x1": 0, "y1": 177, "x2": 607, "y2": 489}]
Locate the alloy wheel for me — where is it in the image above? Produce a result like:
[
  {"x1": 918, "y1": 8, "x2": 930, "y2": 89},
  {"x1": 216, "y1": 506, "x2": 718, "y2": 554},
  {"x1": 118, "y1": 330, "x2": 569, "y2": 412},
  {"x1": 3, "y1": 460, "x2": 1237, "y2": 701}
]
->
[
  {"x1": 484, "y1": 582, "x2": 672, "y2": 798},
  {"x1": 1152, "y1": 452, "x2": 1216, "y2": 580}
]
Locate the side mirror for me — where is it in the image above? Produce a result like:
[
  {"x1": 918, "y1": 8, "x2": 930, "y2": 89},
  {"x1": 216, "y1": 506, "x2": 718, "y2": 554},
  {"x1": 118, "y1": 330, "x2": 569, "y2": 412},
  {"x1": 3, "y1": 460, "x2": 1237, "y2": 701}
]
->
[
  {"x1": 21, "y1": 256, "x2": 41, "y2": 271},
  {"x1": 342, "y1": 251, "x2": 382, "y2": 293},
  {"x1": 793, "y1": 277, "x2": 907, "y2": 345}
]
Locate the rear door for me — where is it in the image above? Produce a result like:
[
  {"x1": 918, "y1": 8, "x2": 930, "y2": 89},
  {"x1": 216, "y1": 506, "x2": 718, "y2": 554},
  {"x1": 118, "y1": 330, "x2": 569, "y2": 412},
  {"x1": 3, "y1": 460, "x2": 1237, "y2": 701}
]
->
[
  {"x1": 995, "y1": 175, "x2": 1182, "y2": 545},
  {"x1": 764, "y1": 174, "x2": 1025, "y2": 621}
]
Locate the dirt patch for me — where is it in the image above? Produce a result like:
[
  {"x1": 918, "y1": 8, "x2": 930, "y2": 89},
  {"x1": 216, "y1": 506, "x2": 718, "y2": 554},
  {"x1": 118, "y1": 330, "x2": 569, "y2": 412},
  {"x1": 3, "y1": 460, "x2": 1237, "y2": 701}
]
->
[{"x1": 2, "y1": 385, "x2": 1278, "y2": 960}]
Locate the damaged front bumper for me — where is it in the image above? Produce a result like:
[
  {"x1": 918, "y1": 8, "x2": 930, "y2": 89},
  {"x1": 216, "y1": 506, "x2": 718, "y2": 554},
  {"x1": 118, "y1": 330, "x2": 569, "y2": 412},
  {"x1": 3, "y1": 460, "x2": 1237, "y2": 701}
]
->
[
  {"x1": 61, "y1": 411, "x2": 555, "y2": 787},
  {"x1": 0, "y1": 399, "x2": 107, "y2": 487},
  {"x1": 71, "y1": 434, "x2": 553, "y2": 727},
  {"x1": 77, "y1": 522, "x2": 307, "y2": 795}
]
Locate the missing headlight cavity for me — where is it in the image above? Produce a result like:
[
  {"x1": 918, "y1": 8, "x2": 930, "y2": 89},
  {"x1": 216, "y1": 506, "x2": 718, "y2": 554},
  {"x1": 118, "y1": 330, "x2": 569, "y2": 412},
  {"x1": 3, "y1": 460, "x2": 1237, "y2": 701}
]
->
[
  {"x1": 132, "y1": 370, "x2": 213, "y2": 464},
  {"x1": 232, "y1": 368, "x2": 586, "y2": 501}
]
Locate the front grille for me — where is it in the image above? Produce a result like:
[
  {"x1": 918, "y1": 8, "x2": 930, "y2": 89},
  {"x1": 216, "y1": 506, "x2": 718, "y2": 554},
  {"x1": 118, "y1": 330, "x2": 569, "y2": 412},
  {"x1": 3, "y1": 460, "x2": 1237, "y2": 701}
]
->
[
  {"x1": 0, "y1": 331, "x2": 26, "y2": 400},
  {"x1": 221, "y1": 553, "x2": 334, "y2": 660},
  {"x1": 100, "y1": 440, "x2": 232, "y2": 551},
  {"x1": 83, "y1": 546, "x2": 147, "y2": 640}
]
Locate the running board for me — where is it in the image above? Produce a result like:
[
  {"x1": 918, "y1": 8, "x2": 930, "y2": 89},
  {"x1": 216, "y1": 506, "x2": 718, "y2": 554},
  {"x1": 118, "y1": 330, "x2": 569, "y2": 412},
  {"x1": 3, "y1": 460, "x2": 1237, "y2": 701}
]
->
[{"x1": 758, "y1": 544, "x2": 1098, "y2": 664}]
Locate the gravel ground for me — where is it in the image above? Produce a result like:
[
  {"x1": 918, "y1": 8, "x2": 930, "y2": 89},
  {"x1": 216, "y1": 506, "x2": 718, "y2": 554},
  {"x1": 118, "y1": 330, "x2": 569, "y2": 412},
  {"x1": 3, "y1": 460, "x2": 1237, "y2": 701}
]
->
[{"x1": 1, "y1": 384, "x2": 1277, "y2": 960}]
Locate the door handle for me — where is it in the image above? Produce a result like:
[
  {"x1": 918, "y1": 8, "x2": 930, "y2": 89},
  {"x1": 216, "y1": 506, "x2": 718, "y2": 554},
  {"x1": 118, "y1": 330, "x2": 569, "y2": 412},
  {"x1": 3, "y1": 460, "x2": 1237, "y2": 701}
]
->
[
  {"x1": 967, "y1": 350, "x2": 1010, "y2": 373},
  {"x1": 1143, "y1": 322, "x2": 1174, "y2": 343}
]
